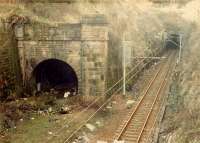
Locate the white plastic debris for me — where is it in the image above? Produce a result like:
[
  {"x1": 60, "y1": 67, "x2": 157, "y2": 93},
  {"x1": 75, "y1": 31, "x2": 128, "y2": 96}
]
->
[
  {"x1": 48, "y1": 107, "x2": 53, "y2": 113},
  {"x1": 126, "y1": 100, "x2": 135, "y2": 109},
  {"x1": 106, "y1": 105, "x2": 112, "y2": 109},
  {"x1": 64, "y1": 92, "x2": 70, "y2": 98},
  {"x1": 85, "y1": 123, "x2": 96, "y2": 132},
  {"x1": 48, "y1": 131, "x2": 53, "y2": 135},
  {"x1": 96, "y1": 121, "x2": 103, "y2": 127},
  {"x1": 31, "y1": 117, "x2": 35, "y2": 120},
  {"x1": 60, "y1": 106, "x2": 71, "y2": 114},
  {"x1": 126, "y1": 100, "x2": 135, "y2": 106},
  {"x1": 37, "y1": 83, "x2": 41, "y2": 92}
]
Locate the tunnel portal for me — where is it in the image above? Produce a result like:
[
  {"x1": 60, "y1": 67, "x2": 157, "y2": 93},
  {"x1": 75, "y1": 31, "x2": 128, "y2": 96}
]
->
[
  {"x1": 166, "y1": 34, "x2": 180, "y2": 49},
  {"x1": 32, "y1": 59, "x2": 78, "y2": 95}
]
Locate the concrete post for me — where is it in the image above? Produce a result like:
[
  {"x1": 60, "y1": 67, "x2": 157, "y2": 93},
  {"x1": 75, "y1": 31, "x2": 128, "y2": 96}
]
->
[
  {"x1": 123, "y1": 44, "x2": 126, "y2": 96},
  {"x1": 178, "y1": 34, "x2": 182, "y2": 63}
]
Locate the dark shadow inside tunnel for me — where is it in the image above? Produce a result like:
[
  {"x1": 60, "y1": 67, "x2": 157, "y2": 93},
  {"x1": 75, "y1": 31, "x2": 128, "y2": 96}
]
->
[
  {"x1": 32, "y1": 59, "x2": 78, "y2": 95},
  {"x1": 166, "y1": 34, "x2": 180, "y2": 49}
]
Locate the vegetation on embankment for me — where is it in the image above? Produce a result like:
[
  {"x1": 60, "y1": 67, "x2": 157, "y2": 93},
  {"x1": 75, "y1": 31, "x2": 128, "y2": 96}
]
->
[
  {"x1": 0, "y1": 1, "x2": 199, "y2": 142},
  {"x1": 159, "y1": 1, "x2": 200, "y2": 143}
]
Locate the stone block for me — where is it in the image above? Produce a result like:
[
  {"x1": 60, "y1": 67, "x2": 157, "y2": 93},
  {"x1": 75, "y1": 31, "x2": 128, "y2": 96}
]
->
[
  {"x1": 81, "y1": 14, "x2": 107, "y2": 25},
  {"x1": 82, "y1": 25, "x2": 108, "y2": 41},
  {"x1": 86, "y1": 62, "x2": 95, "y2": 68},
  {"x1": 16, "y1": 17, "x2": 108, "y2": 96}
]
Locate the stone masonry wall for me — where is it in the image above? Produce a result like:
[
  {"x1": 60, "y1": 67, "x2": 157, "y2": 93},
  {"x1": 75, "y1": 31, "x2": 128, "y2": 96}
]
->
[
  {"x1": 0, "y1": 21, "x2": 20, "y2": 85},
  {"x1": 16, "y1": 15, "x2": 108, "y2": 96},
  {"x1": 0, "y1": 30, "x2": 11, "y2": 75}
]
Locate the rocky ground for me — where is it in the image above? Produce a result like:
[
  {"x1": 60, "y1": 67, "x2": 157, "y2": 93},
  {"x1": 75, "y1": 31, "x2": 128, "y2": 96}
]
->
[
  {"x1": 0, "y1": 59, "x2": 160, "y2": 143},
  {"x1": 0, "y1": 93, "x2": 134, "y2": 143}
]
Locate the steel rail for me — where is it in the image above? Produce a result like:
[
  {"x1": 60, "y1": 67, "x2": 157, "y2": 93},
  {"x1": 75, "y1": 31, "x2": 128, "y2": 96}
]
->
[
  {"x1": 62, "y1": 62, "x2": 148, "y2": 143},
  {"x1": 61, "y1": 59, "x2": 148, "y2": 143},
  {"x1": 137, "y1": 52, "x2": 175, "y2": 143},
  {"x1": 115, "y1": 51, "x2": 172, "y2": 141},
  {"x1": 45, "y1": 59, "x2": 145, "y2": 143},
  {"x1": 63, "y1": 86, "x2": 122, "y2": 143},
  {"x1": 61, "y1": 56, "x2": 159, "y2": 143},
  {"x1": 145, "y1": 52, "x2": 177, "y2": 143}
]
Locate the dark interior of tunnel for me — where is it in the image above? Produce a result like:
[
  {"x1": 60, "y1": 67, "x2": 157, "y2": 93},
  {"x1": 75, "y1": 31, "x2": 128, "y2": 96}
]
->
[
  {"x1": 166, "y1": 34, "x2": 180, "y2": 49},
  {"x1": 32, "y1": 59, "x2": 78, "y2": 95}
]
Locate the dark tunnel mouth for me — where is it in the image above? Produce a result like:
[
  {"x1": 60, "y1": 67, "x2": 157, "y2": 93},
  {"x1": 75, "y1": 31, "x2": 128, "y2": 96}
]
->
[
  {"x1": 32, "y1": 59, "x2": 78, "y2": 95},
  {"x1": 166, "y1": 34, "x2": 180, "y2": 49}
]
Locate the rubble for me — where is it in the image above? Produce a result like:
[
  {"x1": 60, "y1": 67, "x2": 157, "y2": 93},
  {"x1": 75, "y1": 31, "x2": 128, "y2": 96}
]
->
[
  {"x1": 59, "y1": 106, "x2": 71, "y2": 114},
  {"x1": 95, "y1": 120, "x2": 103, "y2": 127},
  {"x1": 18, "y1": 103, "x2": 37, "y2": 112},
  {"x1": 48, "y1": 117, "x2": 59, "y2": 123},
  {"x1": 73, "y1": 133, "x2": 90, "y2": 143},
  {"x1": 126, "y1": 100, "x2": 135, "y2": 105},
  {"x1": 2, "y1": 105, "x2": 23, "y2": 129},
  {"x1": 38, "y1": 110, "x2": 45, "y2": 116},
  {"x1": 3, "y1": 117, "x2": 16, "y2": 129},
  {"x1": 126, "y1": 100, "x2": 135, "y2": 108},
  {"x1": 85, "y1": 123, "x2": 96, "y2": 132},
  {"x1": 48, "y1": 131, "x2": 53, "y2": 135}
]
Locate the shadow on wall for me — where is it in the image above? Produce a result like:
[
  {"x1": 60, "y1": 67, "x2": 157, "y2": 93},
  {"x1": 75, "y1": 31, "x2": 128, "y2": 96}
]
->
[{"x1": 31, "y1": 59, "x2": 78, "y2": 96}]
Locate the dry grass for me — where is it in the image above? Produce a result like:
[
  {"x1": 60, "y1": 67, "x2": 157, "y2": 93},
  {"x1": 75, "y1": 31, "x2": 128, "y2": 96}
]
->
[{"x1": 160, "y1": 1, "x2": 200, "y2": 142}]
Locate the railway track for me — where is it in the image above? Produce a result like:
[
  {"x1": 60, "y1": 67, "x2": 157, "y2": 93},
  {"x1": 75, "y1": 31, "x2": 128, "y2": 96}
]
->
[{"x1": 112, "y1": 50, "x2": 176, "y2": 143}]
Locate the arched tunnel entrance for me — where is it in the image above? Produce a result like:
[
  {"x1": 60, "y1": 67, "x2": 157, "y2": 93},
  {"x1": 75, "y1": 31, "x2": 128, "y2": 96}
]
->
[
  {"x1": 32, "y1": 59, "x2": 78, "y2": 95},
  {"x1": 166, "y1": 34, "x2": 180, "y2": 49}
]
